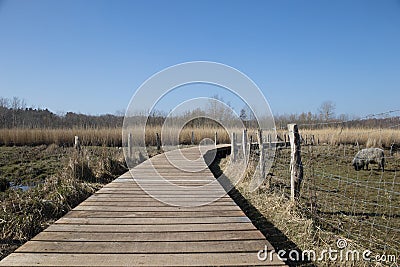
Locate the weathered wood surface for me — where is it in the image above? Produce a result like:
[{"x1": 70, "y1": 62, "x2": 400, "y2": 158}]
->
[
  {"x1": 288, "y1": 124, "x2": 303, "y2": 202},
  {"x1": 0, "y1": 145, "x2": 286, "y2": 266}
]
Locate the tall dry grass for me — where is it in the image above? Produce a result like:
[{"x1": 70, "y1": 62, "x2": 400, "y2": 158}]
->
[
  {"x1": 297, "y1": 127, "x2": 400, "y2": 148},
  {"x1": 0, "y1": 127, "x2": 232, "y2": 147},
  {"x1": 3, "y1": 126, "x2": 398, "y2": 148},
  {"x1": 145, "y1": 126, "x2": 230, "y2": 145},
  {"x1": 0, "y1": 128, "x2": 122, "y2": 147}
]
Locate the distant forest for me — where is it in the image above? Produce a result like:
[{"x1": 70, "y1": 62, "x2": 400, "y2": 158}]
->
[{"x1": 0, "y1": 97, "x2": 399, "y2": 129}]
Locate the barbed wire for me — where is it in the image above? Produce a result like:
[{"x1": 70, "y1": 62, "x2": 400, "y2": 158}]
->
[{"x1": 296, "y1": 109, "x2": 400, "y2": 127}]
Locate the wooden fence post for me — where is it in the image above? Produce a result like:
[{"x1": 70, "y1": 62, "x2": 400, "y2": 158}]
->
[
  {"x1": 156, "y1": 133, "x2": 161, "y2": 151},
  {"x1": 258, "y1": 129, "x2": 265, "y2": 180},
  {"x1": 288, "y1": 124, "x2": 303, "y2": 202},
  {"x1": 243, "y1": 129, "x2": 248, "y2": 160},
  {"x1": 74, "y1": 136, "x2": 81, "y2": 151},
  {"x1": 231, "y1": 132, "x2": 237, "y2": 162},
  {"x1": 128, "y1": 133, "x2": 133, "y2": 157},
  {"x1": 268, "y1": 134, "x2": 272, "y2": 148},
  {"x1": 257, "y1": 129, "x2": 263, "y2": 147},
  {"x1": 249, "y1": 135, "x2": 253, "y2": 154},
  {"x1": 215, "y1": 132, "x2": 218, "y2": 145},
  {"x1": 191, "y1": 131, "x2": 194, "y2": 145}
]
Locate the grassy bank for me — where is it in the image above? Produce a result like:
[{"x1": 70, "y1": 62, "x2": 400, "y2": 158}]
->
[{"x1": 0, "y1": 145, "x2": 129, "y2": 260}]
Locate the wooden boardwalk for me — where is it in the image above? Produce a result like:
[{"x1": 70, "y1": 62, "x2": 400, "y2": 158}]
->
[{"x1": 0, "y1": 145, "x2": 286, "y2": 266}]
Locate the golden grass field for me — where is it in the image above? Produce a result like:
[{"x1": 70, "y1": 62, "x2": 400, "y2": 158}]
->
[
  {"x1": 298, "y1": 127, "x2": 400, "y2": 148},
  {"x1": 0, "y1": 127, "x2": 230, "y2": 147},
  {"x1": 1, "y1": 126, "x2": 399, "y2": 148}
]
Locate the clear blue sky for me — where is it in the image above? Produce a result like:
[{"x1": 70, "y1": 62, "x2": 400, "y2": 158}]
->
[{"x1": 0, "y1": 0, "x2": 399, "y2": 116}]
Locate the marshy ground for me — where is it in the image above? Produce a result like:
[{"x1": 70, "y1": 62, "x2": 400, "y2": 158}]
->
[{"x1": 0, "y1": 145, "x2": 130, "y2": 259}]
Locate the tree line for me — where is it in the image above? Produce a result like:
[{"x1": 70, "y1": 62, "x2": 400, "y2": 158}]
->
[
  {"x1": 0, "y1": 97, "x2": 123, "y2": 129},
  {"x1": 0, "y1": 97, "x2": 398, "y2": 130}
]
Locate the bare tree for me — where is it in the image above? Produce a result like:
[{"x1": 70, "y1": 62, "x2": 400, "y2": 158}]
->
[
  {"x1": 239, "y1": 108, "x2": 247, "y2": 121},
  {"x1": 0, "y1": 97, "x2": 10, "y2": 108},
  {"x1": 318, "y1": 101, "x2": 336, "y2": 121}
]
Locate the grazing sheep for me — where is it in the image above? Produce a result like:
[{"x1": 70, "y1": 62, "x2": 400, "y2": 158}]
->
[{"x1": 352, "y1": 148, "x2": 385, "y2": 171}]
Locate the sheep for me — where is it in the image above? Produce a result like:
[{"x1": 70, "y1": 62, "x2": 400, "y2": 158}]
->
[{"x1": 352, "y1": 148, "x2": 385, "y2": 171}]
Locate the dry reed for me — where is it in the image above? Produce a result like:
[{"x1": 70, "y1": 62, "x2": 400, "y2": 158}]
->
[
  {"x1": 2, "y1": 126, "x2": 399, "y2": 149},
  {"x1": 0, "y1": 127, "x2": 231, "y2": 147},
  {"x1": 279, "y1": 127, "x2": 400, "y2": 148}
]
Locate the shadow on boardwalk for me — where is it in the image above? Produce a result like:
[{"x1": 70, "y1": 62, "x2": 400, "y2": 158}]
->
[{"x1": 209, "y1": 156, "x2": 316, "y2": 267}]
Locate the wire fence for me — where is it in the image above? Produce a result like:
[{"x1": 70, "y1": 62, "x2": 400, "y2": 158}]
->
[{"x1": 231, "y1": 110, "x2": 400, "y2": 259}]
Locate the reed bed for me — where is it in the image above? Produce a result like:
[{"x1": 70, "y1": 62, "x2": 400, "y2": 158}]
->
[
  {"x1": 0, "y1": 128, "x2": 121, "y2": 147},
  {"x1": 2, "y1": 126, "x2": 400, "y2": 148},
  {"x1": 0, "y1": 127, "x2": 231, "y2": 147},
  {"x1": 297, "y1": 127, "x2": 400, "y2": 148}
]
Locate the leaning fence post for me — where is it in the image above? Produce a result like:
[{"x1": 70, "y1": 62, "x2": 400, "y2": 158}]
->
[
  {"x1": 268, "y1": 134, "x2": 272, "y2": 148},
  {"x1": 288, "y1": 124, "x2": 303, "y2": 202},
  {"x1": 243, "y1": 129, "x2": 248, "y2": 160},
  {"x1": 231, "y1": 132, "x2": 237, "y2": 162},
  {"x1": 74, "y1": 136, "x2": 81, "y2": 151},
  {"x1": 128, "y1": 133, "x2": 133, "y2": 157},
  {"x1": 156, "y1": 133, "x2": 161, "y2": 151},
  {"x1": 258, "y1": 129, "x2": 265, "y2": 180}
]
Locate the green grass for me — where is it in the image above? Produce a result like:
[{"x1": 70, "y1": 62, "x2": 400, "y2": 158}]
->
[{"x1": 0, "y1": 145, "x2": 65, "y2": 186}]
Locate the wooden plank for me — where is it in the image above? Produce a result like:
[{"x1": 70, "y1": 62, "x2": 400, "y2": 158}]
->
[
  {"x1": 32, "y1": 230, "x2": 265, "y2": 242},
  {"x1": 16, "y1": 240, "x2": 271, "y2": 253},
  {"x1": 94, "y1": 190, "x2": 228, "y2": 195},
  {"x1": 91, "y1": 194, "x2": 230, "y2": 199},
  {"x1": 0, "y1": 252, "x2": 286, "y2": 266},
  {"x1": 81, "y1": 200, "x2": 237, "y2": 206},
  {"x1": 98, "y1": 186, "x2": 225, "y2": 191},
  {"x1": 74, "y1": 205, "x2": 241, "y2": 211},
  {"x1": 83, "y1": 197, "x2": 235, "y2": 204},
  {"x1": 55, "y1": 216, "x2": 251, "y2": 225},
  {"x1": 64, "y1": 210, "x2": 245, "y2": 218},
  {"x1": 44, "y1": 222, "x2": 258, "y2": 233},
  {"x1": 98, "y1": 184, "x2": 223, "y2": 188},
  {"x1": 79, "y1": 201, "x2": 237, "y2": 207}
]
